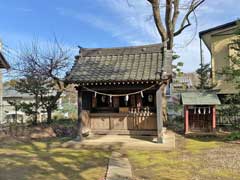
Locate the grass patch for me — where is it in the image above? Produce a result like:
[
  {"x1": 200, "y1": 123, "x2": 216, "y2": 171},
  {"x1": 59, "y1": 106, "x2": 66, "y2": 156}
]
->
[
  {"x1": 0, "y1": 137, "x2": 110, "y2": 180},
  {"x1": 127, "y1": 150, "x2": 195, "y2": 180},
  {"x1": 127, "y1": 135, "x2": 240, "y2": 180},
  {"x1": 185, "y1": 138, "x2": 218, "y2": 153}
]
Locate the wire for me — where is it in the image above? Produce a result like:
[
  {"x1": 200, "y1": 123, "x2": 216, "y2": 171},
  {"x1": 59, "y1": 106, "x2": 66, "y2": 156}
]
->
[{"x1": 184, "y1": 9, "x2": 198, "y2": 47}]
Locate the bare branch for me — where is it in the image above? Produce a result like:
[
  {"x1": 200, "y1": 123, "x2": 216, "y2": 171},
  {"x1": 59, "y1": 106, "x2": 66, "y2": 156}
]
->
[
  {"x1": 165, "y1": 0, "x2": 173, "y2": 36},
  {"x1": 12, "y1": 38, "x2": 72, "y2": 122},
  {"x1": 147, "y1": 0, "x2": 167, "y2": 41},
  {"x1": 172, "y1": 0, "x2": 180, "y2": 30},
  {"x1": 174, "y1": 0, "x2": 205, "y2": 36},
  {"x1": 165, "y1": 0, "x2": 173, "y2": 48},
  {"x1": 147, "y1": 0, "x2": 154, "y2": 3}
]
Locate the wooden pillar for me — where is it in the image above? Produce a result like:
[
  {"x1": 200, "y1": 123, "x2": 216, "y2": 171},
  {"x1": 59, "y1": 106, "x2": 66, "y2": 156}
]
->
[
  {"x1": 92, "y1": 95, "x2": 96, "y2": 108},
  {"x1": 212, "y1": 105, "x2": 216, "y2": 131},
  {"x1": 76, "y1": 86, "x2": 83, "y2": 141},
  {"x1": 156, "y1": 86, "x2": 163, "y2": 143},
  {"x1": 184, "y1": 105, "x2": 189, "y2": 134}
]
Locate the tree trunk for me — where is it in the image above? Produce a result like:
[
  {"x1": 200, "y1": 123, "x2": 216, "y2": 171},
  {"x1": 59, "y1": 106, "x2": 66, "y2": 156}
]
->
[
  {"x1": 15, "y1": 106, "x2": 18, "y2": 123},
  {"x1": 47, "y1": 108, "x2": 52, "y2": 124},
  {"x1": 33, "y1": 94, "x2": 38, "y2": 125},
  {"x1": 47, "y1": 91, "x2": 63, "y2": 124},
  {"x1": 146, "y1": 0, "x2": 205, "y2": 123}
]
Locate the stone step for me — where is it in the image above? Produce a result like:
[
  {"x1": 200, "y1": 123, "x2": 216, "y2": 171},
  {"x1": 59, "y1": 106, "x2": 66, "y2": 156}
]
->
[{"x1": 106, "y1": 152, "x2": 132, "y2": 180}]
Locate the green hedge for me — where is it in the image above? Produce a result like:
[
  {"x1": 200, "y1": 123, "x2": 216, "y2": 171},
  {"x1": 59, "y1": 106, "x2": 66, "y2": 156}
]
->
[{"x1": 226, "y1": 131, "x2": 240, "y2": 141}]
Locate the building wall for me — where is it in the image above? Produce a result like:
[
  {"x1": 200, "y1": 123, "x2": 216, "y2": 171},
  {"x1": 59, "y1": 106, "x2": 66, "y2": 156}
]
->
[
  {"x1": 0, "y1": 69, "x2": 2, "y2": 123},
  {"x1": 2, "y1": 97, "x2": 34, "y2": 123},
  {"x1": 2, "y1": 95, "x2": 76, "y2": 123},
  {"x1": 211, "y1": 34, "x2": 237, "y2": 83}
]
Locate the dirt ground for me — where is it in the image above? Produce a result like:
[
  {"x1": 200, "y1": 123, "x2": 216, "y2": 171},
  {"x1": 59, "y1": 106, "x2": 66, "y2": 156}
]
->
[
  {"x1": 127, "y1": 134, "x2": 240, "y2": 180},
  {"x1": 61, "y1": 132, "x2": 175, "y2": 151}
]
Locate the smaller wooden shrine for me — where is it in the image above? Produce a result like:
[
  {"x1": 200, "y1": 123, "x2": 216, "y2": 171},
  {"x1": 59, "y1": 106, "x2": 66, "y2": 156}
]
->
[{"x1": 181, "y1": 92, "x2": 221, "y2": 133}]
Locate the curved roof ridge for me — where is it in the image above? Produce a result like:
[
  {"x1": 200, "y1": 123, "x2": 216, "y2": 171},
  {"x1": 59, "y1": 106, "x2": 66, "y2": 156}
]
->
[
  {"x1": 81, "y1": 43, "x2": 162, "y2": 51},
  {"x1": 79, "y1": 43, "x2": 163, "y2": 57},
  {"x1": 65, "y1": 43, "x2": 173, "y2": 84}
]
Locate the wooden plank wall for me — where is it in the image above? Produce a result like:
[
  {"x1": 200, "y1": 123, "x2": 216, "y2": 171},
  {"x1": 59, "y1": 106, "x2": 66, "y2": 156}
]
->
[{"x1": 89, "y1": 113, "x2": 157, "y2": 131}]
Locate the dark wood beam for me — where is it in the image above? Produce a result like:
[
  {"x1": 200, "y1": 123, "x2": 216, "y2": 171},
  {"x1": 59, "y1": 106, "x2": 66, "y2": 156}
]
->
[{"x1": 76, "y1": 86, "x2": 83, "y2": 141}]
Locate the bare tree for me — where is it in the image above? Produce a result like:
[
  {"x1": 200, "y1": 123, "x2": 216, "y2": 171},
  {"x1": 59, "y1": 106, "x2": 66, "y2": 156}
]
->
[
  {"x1": 144, "y1": 0, "x2": 205, "y2": 122},
  {"x1": 36, "y1": 40, "x2": 72, "y2": 123},
  {"x1": 147, "y1": 0, "x2": 205, "y2": 49},
  {"x1": 13, "y1": 39, "x2": 72, "y2": 124}
]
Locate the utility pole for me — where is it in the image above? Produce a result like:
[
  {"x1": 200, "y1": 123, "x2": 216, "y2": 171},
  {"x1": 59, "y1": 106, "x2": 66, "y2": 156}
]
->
[{"x1": 200, "y1": 38, "x2": 204, "y2": 67}]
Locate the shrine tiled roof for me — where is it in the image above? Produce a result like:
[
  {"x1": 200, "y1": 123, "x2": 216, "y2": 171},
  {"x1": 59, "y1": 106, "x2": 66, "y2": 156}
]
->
[{"x1": 67, "y1": 43, "x2": 172, "y2": 84}]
